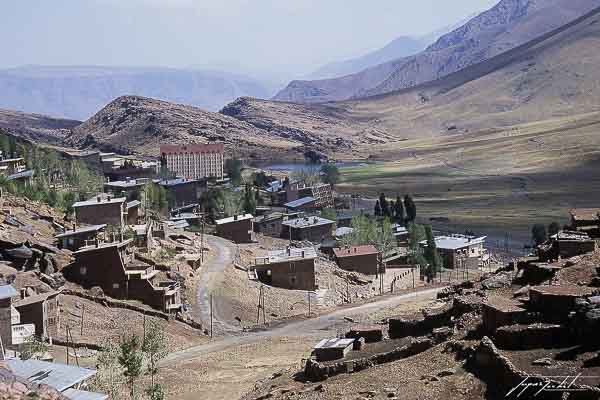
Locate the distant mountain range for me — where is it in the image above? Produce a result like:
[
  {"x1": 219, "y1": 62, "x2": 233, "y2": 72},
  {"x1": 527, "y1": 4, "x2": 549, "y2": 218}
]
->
[
  {"x1": 274, "y1": 0, "x2": 600, "y2": 103},
  {"x1": 0, "y1": 66, "x2": 276, "y2": 120},
  {"x1": 307, "y1": 14, "x2": 477, "y2": 80}
]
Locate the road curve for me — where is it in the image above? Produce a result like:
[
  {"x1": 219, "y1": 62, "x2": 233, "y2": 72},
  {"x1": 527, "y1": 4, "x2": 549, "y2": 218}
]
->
[{"x1": 165, "y1": 286, "x2": 444, "y2": 364}]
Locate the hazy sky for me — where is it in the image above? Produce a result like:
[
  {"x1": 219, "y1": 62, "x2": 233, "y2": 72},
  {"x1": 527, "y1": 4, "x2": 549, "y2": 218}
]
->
[{"x1": 2, "y1": 0, "x2": 498, "y2": 80}]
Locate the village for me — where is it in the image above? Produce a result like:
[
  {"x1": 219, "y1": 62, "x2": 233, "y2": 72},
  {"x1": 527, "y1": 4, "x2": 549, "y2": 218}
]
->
[{"x1": 0, "y1": 137, "x2": 600, "y2": 399}]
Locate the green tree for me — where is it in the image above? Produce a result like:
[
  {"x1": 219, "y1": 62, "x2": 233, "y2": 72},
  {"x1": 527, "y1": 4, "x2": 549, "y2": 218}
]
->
[
  {"x1": 20, "y1": 335, "x2": 49, "y2": 360},
  {"x1": 376, "y1": 218, "x2": 396, "y2": 254},
  {"x1": 142, "y1": 320, "x2": 168, "y2": 390},
  {"x1": 219, "y1": 189, "x2": 243, "y2": 217},
  {"x1": 548, "y1": 221, "x2": 561, "y2": 237},
  {"x1": 379, "y1": 193, "x2": 390, "y2": 217},
  {"x1": 291, "y1": 166, "x2": 321, "y2": 186},
  {"x1": 93, "y1": 340, "x2": 123, "y2": 400},
  {"x1": 321, "y1": 208, "x2": 337, "y2": 223},
  {"x1": 225, "y1": 158, "x2": 243, "y2": 186},
  {"x1": 407, "y1": 223, "x2": 427, "y2": 266},
  {"x1": 374, "y1": 200, "x2": 381, "y2": 217},
  {"x1": 394, "y1": 196, "x2": 404, "y2": 222},
  {"x1": 320, "y1": 164, "x2": 340, "y2": 186},
  {"x1": 423, "y1": 225, "x2": 442, "y2": 277},
  {"x1": 404, "y1": 195, "x2": 417, "y2": 223},
  {"x1": 118, "y1": 333, "x2": 143, "y2": 399},
  {"x1": 532, "y1": 224, "x2": 547, "y2": 246},
  {"x1": 242, "y1": 184, "x2": 257, "y2": 215}
]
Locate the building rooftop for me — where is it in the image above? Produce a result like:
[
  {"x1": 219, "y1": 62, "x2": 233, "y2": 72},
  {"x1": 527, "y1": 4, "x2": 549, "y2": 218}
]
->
[
  {"x1": 314, "y1": 338, "x2": 355, "y2": 350},
  {"x1": 55, "y1": 224, "x2": 106, "y2": 239},
  {"x1": 334, "y1": 245, "x2": 379, "y2": 258},
  {"x1": 569, "y1": 208, "x2": 600, "y2": 221},
  {"x1": 215, "y1": 214, "x2": 254, "y2": 225},
  {"x1": 7, "y1": 170, "x2": 34, "y2": 181},
  {"x1": 6, "y1": 359, "x2": 97, "y2": 392},
  {"x1": 63, "y1": 389, "x2": 108, "y2": 400},
  {"x1": 282, "y1": 216, "x2": 334, "y2": 229},
  {"x1": 0, "y1": 157, "x2": 24, "y2": 164},
  {"x1": 335, "y1": 227, "x2": 354, "y2": 237},
  {"x1": 14, "y1": 291, "x2": 59, "y2": 308},
  {"x1": 421, "y1": 235, "x2": 486, "y2": 250},
  {"x1": 127, "y1": 200, "x2": 141, "y2": 209},
  {"x1": 73, "y1": 196, "x2": 126, "y2": 208},
  {"x1": 258, "y1": 247, "x2": 317, "y2": 264},
  {"x1": 74, "y1": 239, "x2": 133, "y2": 254},
  {"x1": 552, "y1": 230, "x2": 593, "y2": 241},
  {"x1": 104, "y1": 178, "x2": 148, "y2": 188},
  {"x1": 159, "y1": 178, "x2": 199, "y2": 187},
  {"x1": 160, "y1": 143, "x2": 224, "y2": 154},
  {"x1": 0, "y1": 284, "x2": 17, "y2": 300},
  {"x1": 284, "y1": 196, "x2": 316, "y2": 209}
]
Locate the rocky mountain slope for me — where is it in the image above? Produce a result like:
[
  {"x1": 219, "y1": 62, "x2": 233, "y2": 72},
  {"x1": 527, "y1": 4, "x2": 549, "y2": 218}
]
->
[
  {"x1": 274, "y1": 0, "x2": 600, "y2": 103},
  {"x1": 0, "y1": 66, "x2": 274, "y2": 120},
  {"x1": 225, "y1": 3, "x2": 600, "y2": 155},
  {"x1": 64, "y1": 96, "x2": 303, "y2": 158},
  {"x1": 308, "y1": 36, "x2": 426, "y2": 80},
  {"x1": 0, "y1": 108, "x2": 80, "y2": 145}
]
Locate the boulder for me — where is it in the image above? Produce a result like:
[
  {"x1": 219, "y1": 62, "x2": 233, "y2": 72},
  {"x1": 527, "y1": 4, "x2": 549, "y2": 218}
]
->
[{"x1": 481, "y1": 272, "x2": 512, "y2": 290}]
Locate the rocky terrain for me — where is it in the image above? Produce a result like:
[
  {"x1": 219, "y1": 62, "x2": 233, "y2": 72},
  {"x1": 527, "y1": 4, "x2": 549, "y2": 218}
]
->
[
  {"x1": 0, "y1": 66, "x2": 274, "y2": 120},
  {"x1": 0, "y1": 109, "x2": 80, "y2": 145},
  {"x1": 64, "y1": 95, "x2": 301, "y2": 159},
  {"x1": 274, "y1": 0, "x2": 600, "y2": 103}
]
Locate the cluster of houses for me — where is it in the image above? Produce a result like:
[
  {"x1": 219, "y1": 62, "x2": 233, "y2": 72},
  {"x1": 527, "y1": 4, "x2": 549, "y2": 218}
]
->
[{"x1": 0, "y1": 153, "x2": 34, "y2": 185}]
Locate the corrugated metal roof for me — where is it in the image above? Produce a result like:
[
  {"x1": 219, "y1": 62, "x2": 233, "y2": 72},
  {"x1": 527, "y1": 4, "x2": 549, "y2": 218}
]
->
[
  {"x1": 55, "y1": 224, "x2": 106, "y2": 238},
  {"x1": 420, "y1": 235, "x2": 486, "y2": 250},
  {"x1": 284, "y1": 197, "x2": 315, "y2": 208},
  {"x1": 215, "y1": 214, "x2": 253, "y2": 225},
  {"x1": 63, "y1": 389, "x2": 108, "y2": 400},
  {"x1": 0, "y1": 285, "x2": 17, "y2": 300},
  {"x1": 282, "y1": 216, "x2": 334, "y2": 229},
  {"x1": 334, "y1": 245, "x2": 378, "y2": 258},
  {"x1": 6, "y1": 359, "x2": 97, "y2": 392},
  {"x1": 314, "y1": 338, "x2": 354, "y2": 349}
]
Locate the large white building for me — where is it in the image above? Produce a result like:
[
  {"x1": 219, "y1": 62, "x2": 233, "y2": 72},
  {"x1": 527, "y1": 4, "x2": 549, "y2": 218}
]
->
[{"x1": 160, "y1": 143, "x2": 224, "y2": 180}]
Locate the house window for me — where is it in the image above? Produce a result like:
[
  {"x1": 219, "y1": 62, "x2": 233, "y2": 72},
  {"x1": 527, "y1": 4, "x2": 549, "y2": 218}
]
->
[
  {"x1": 113, "y1": 283, "x2": 120, "y2": 289},
  {"x1": 289, "y1": 275, "x2": 297, "y2": 287},
  {"x1": 80, "y1": 267, "x2": 87, "y2": 275}
]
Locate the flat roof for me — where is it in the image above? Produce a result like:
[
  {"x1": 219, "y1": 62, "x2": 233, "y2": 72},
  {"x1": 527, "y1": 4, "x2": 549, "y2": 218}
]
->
[
  {"x1": 159, "y1": 178, "x2": 199, "y2": 187},
  {"x1": 259, "y1": 247, "x2": 317, "y2": 263},
  {"x1": 127, "y1": 200, "x2": 141, "y2": 209},
  {"x1": 314, "y1": 338, "x2": 354, "y2": 350},
  {"x1": 6, "y1": 359, "x2": 97, "y2": 392},
  {"x1": 7, "y1": 170, "x2": 35, "y2": 181},
  {"x1": 282, "y1": 216, "x2": 334, "y2": 229},
  {"x1": 215, "y1": 214, "x2": 254, "y2": 225},
  {"x1": 421, "y1": 235, "x2": 486, "y2": 250},
  {"x1": 15, "y1": 291, "x2": 59, "y2": 307},
  {"x1": 55, "y1": 224, "x2": 106, "y2": 238},
  {"x1": 73, "y1": 196, "x2": 126, "y2": 208},
  {"x1": 284, "y1": 196, "x2": 315, "y2": 208},
  {"x1": 74, "y1": 239, "x2": 133, "y2": 254},
  {"x1": 334, "y1": 245, "x2": 378, "y2": 258},
  {"x1": 552, "y1": 230, "x2": 592, "y2": 241},
  {"x1": 570, "y1": 208, "x2": 600, "y2": 221},
  {"x1": 0, "y1": 284, "x2": 17, "y2": 300},
  {"x1": 335, "y1": 227, "x2": 354, "y2": 237},
  {"x1": 63, "y1": 389, "x2": 108, "y2": 400},
  {"x1": 104, "y1": 179, "x2": 148, "y2": 188}
]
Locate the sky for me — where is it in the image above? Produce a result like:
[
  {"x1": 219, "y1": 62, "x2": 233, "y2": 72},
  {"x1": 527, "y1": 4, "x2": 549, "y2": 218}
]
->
[{"x1": 1, "y1": 0, "x2": 498, "y2": 81}]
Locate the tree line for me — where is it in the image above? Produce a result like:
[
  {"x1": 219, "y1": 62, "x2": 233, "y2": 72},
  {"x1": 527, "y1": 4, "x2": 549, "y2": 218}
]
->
[{"x1": 374, "y1": 193, "x2": 417, "y2": 223}]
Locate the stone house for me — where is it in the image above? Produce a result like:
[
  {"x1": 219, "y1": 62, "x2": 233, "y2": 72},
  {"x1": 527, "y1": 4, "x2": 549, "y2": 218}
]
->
[
  {"x1": 55, "y1": 224, "x2": 106, "y2": 252},
  {"x1": 420, "y1": 235, "x2": 489, "y2": 269},
  {"x1": 253, "y1": 211, "x2": 302, "y2": 237},
  {"x1": 333, "y1": 245, "x2": 380, "y2": 275},
  {"x1": 282, "y1": 216, "x2": 335, "y2": 243},
  {"x1": 159, "y1": 178, "x2": 205, "y2": 209},
  {"x1": 14, "y1": 290, "x2": 60, "y2": 341},
  {"x1": 285, "y1": 182, "x2": 334, "y2": 209},
  {"x1": 215, "y1": 214, "x2": 254, "y2": 243},
  {"x1": 73, "y1": 196, "x2": 127, "y2": 229},
  {"x1": 64, "y1": 240, "x2": 181, "y2": 312},
  {"x1": 252, "y1": 247, "x2": 317, "y2": 291},
  {"x1": 284, "y1": 196, "x2": 317, "y2": 212},
  {"x1": 104, "y1": 177, "x2": 149, "y2": 201},
  {"x1": 538, "y1": 231, "x2": 597, "y2": 262},
  {"x1": 569, "y1": 208, "x2": 600, "y2": 237}
]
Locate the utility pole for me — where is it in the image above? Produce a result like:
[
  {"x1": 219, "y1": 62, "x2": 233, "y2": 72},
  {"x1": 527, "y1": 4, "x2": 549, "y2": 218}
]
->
[
  {"x1": 65, "y1": 325, "x2": 69, "y2": 365},
  {"x1": 200, "y1": 213, "x2": 205, "y2": 264},
  {"x1": 210, "y1": 294, "x2": 213, "y2": 338},
  {"x1": 307, "y1": 291, "x2": 311, "y2": 316},
  {"x1": 80, "y1": 305, "x2": 85, "y2": 336}
]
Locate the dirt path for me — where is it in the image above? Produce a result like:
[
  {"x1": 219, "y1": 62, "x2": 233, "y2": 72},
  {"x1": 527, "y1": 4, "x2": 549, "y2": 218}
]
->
[
  {"x1": 195, "y1": 234, "x2": 242, "y2": 335},
  {"x1": 166, "y1": 286, "x2": 444, "y2": 364}
]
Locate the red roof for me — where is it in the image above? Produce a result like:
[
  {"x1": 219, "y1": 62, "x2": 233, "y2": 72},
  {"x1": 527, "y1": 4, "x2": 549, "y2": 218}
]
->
[
  {"x1": 160, "y1": 143, "x2": 224, "y2": 155},
  {"x1": 333, "y1": 245, "x2": 379, "y2": 258}
]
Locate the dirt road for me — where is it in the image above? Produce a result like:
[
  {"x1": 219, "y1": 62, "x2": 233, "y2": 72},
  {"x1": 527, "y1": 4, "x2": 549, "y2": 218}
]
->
[{"x1": 195, "y1": 234, "x2": 242, "y2": 335}]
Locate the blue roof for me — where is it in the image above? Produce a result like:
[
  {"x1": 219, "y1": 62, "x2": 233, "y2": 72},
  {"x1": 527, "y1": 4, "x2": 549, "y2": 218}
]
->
[
  {"x1": 284, "y1": 196, "x2": 315, "y2": 208},
  {"x1": 7, "y1": 359, "x2": 97, "y2": 392},
  {"x1": 0, "y1": 284, "x2": 17, "y2": 300}
]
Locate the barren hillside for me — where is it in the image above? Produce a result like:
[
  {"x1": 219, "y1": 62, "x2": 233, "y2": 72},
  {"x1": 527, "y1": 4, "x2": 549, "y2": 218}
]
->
[
  {"x1": 274, "y1": 0, "x2": 600, "y2": 103},
  {"x1": 0, "y1": 108, "x2": 80, "y2": 144}
]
